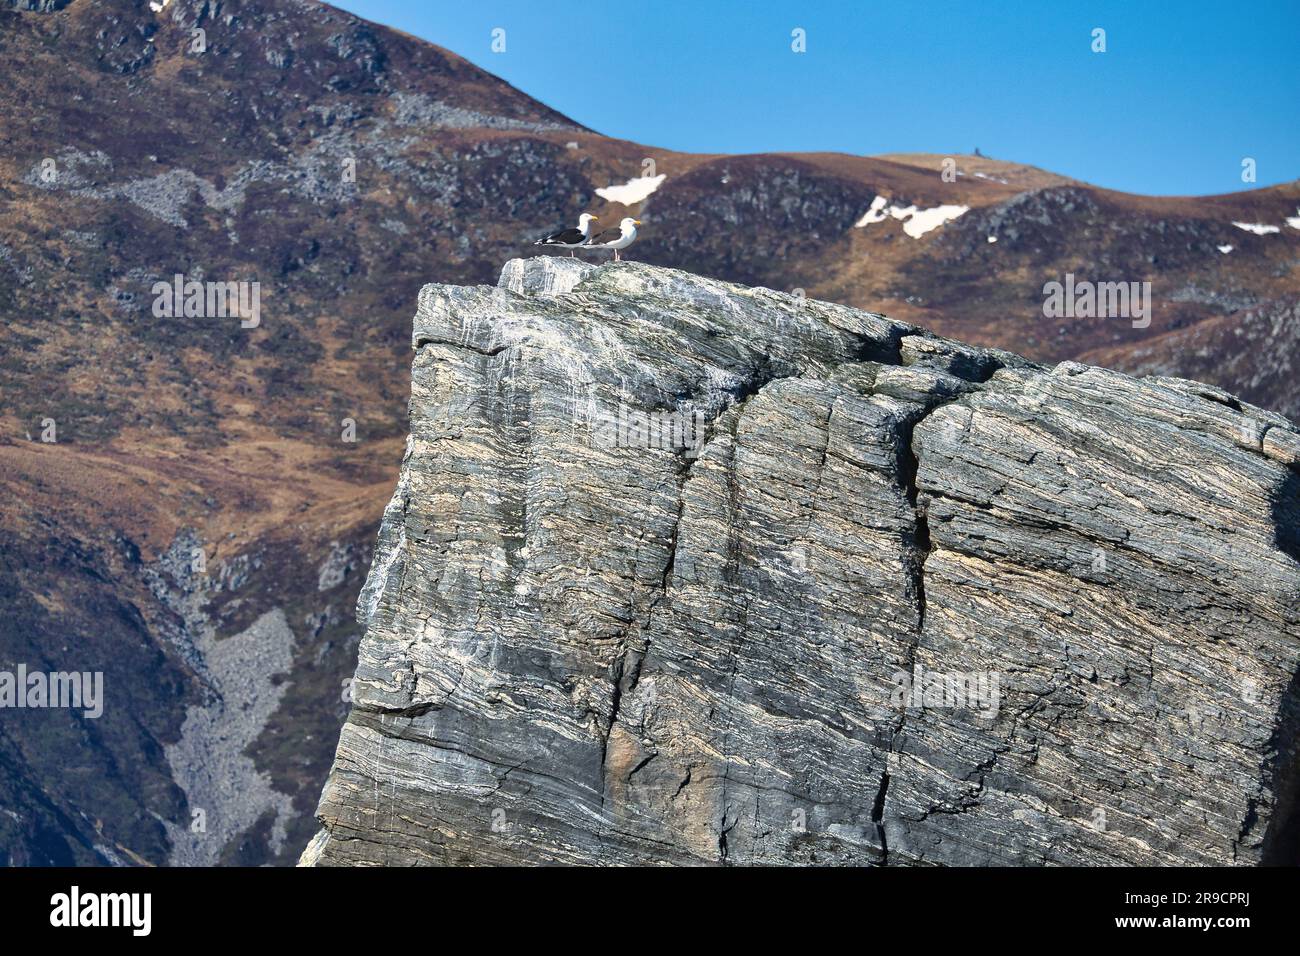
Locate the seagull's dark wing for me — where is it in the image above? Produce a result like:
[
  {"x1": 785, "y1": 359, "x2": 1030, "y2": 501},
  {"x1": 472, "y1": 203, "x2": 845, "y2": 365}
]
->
[
  {"x1": 535, "y1": 227, "x2": 584, "y2": 245},
  {"x1": 587, "y1": 228, "x2": 621, "y2": 246}
]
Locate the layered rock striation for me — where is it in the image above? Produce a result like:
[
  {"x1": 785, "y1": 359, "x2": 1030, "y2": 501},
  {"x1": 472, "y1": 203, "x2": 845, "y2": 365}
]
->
[{"x1": 305, "y1": 257, "x2": 1300, "y2": 866}]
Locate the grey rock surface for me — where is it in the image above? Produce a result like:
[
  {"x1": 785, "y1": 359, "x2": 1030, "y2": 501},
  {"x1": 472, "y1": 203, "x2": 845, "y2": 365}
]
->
[{"x1": 305, "y1": 257, "x2": 1300, "y2": 866}]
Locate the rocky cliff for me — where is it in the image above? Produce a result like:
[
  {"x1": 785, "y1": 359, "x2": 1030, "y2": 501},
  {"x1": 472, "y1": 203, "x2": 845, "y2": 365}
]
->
[
  {"x1": 5, "y1": 0, "x2": 1300, "y2": 867},
  {"x1": 304, "y1": 257, "x2": 1300, "y2": 866}
]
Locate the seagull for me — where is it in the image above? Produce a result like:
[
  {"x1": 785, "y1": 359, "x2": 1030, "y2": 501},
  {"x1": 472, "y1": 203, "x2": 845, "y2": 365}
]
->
[
  {"x1": 585, "y1": 217, "x2": 640, "y2": 261},
  {"x1": 533, "y1": 213, "x2": 599, "y2": 257}
]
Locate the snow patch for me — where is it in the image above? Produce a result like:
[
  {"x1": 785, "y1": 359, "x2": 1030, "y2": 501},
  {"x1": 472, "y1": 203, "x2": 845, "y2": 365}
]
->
[
  {"x1": 854, "y1": 196, "x2": 890, "y2": 226},
  {"x1": 1217, "y1": 244, "x2": 1233, "y2": 254},
  {"x1": 595, "y1": 174, "x2": 666, "y2": 205},
  {"x1": 1232, "y1": 221, "x2": 1280, "y2": 235},
  {"x1": 855, "y1": 196, "x2": 970, "y2": 238},
  {"x1": 1286, "y1": 207, "x2": 1300, "y2": 230},
  {"x1": 987, "y1": 235, "x2": 998, "y2": 244},
  {"x1": 900, "y1": 204, "x2": 971, "y2": 237}
]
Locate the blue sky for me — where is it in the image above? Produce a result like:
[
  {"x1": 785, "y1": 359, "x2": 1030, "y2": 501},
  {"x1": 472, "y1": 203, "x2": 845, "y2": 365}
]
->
[{"x1": 338, "y1": 0, "x2": 1299, "y2": 196}]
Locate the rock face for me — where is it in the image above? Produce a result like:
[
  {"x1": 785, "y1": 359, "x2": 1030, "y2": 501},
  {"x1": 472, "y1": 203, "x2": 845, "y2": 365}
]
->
[
  {"x1": 5, "y1": 0, "x2": 1300, "y2": 867},
  {"x1": 305, "y1": 257, "x2": 1300, "y2": 866}
]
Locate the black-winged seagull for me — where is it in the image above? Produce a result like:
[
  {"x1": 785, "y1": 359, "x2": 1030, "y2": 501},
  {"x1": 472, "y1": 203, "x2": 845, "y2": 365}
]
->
[
  {"x1": 585, "y1": 217, "x2": 640, "y2": 261},
  {"x1": 533, "y1": 213, "x2": 599, "y2": 257}
]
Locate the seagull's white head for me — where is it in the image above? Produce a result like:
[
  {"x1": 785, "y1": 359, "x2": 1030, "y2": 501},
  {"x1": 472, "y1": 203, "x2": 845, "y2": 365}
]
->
[
  {"x1": 579, "y1": 213, "x2": 598, "y2": 228},
  {"x1": 622, "y1": 217, "x2": 641, "y2": 233}
]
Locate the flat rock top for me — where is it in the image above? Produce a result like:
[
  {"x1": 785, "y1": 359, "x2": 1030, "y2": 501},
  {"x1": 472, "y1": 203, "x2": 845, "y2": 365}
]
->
[{"x1": 306, "y1": 257, "x2": 1300, "y2": 867}]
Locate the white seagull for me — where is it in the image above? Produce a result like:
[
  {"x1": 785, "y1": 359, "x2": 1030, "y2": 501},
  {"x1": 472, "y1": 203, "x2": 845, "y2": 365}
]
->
[
  {"x1": 585, "y1": 217, "x2": 640, "y2": 261},
  {"x1": 533, "y1": 213, "x2": 599, "y2": 257}
]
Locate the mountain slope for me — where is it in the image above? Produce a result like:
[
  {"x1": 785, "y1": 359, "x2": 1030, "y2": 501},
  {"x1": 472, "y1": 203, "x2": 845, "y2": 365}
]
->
[{"x1": 1, "y1": 0, "x2": 1297, "y2": 865}]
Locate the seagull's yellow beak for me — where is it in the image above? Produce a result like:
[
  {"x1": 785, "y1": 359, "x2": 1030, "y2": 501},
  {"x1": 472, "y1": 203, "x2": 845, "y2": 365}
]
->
[
  {"x1": 633, "y1": 219, "x2": 642, "y2": 225},
  {"x1": 590, "y1": 215, "x2": 599, "y2": 220}
]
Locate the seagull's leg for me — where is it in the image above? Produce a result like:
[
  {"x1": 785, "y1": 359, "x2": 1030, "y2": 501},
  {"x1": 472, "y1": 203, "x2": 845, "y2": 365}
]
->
[{"x1": 614, "y1": 249, "x2": 620, "y2": 262}]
